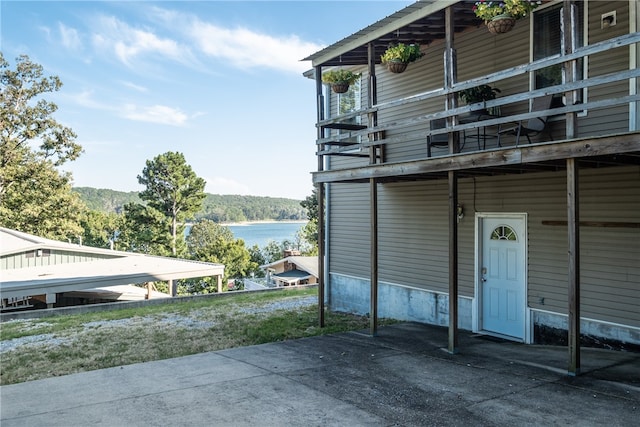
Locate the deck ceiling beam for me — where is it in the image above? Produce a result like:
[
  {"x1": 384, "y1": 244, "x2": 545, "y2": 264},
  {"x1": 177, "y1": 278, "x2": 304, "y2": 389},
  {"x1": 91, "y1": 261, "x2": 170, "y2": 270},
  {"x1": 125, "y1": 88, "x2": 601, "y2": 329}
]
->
[{"x1": 312, "y1": 135, "x2": 640, "y2": 184}]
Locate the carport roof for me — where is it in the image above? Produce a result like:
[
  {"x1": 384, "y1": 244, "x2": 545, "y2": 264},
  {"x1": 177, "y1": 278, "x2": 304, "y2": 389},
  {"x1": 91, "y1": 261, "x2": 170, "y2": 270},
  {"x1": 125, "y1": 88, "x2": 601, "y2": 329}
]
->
[{"x1": 0, "y1": 228, "x2": 224, "y2": 299}]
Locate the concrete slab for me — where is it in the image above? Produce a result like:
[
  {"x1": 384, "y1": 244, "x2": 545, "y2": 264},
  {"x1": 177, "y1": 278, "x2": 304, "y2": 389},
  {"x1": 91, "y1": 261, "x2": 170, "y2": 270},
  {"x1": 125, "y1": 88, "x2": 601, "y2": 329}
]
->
[{"x1": 1, "y1": 323, "x2": 638, "y2": 426}]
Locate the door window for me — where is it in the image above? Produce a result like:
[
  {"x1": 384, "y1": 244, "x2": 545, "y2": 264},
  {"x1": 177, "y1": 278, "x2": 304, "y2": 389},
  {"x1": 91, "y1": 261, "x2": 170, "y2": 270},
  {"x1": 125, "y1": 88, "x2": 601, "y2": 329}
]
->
[{"x1": 490, "y1": 225, "x2": 517, "y2": 241}]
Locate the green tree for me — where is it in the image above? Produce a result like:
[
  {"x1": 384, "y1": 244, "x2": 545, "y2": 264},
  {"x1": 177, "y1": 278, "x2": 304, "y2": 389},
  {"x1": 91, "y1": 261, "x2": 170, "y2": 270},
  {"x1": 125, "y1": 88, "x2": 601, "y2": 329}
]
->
[
  {"x1": 80, "y1": 210, "x2": 122, "y2": 249},
  {"x1": 262, "y1": 240, "x2": 289, "y2": 263},
  {"x1": 138, "y1": 152, "x2": 206, "y2": 257},
  {"x1": 186, "y1": 219, "x2": 255, "y2": 284},
  {"x1": 73, "y1": 187, "x2": 141, "y2": 213},
  {"x1": 247, "y1": 244, "x2": 266, "y2": 278},
  {"x1": 300, "y1": 189, "x2": 318, "y2": 255},
  {"x1": 118, "y1": 202, "x2": 172, "y2": 256},
  {"x1": 0, "y1": 53, "x2": 85, "y2": 239}
]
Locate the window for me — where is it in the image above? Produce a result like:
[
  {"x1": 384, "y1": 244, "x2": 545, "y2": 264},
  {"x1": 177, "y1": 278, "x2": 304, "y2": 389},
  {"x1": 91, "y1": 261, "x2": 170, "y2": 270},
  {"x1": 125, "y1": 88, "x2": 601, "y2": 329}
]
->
[
  {"x1": 338, "y1": 76, "x2": 361, "y2": 116},
  {"x1": 533, "y1": 2, "x2": 585, "y2": 104},
  {"x1": 338, "y1": 76, "x2": 362, "y2": 145}
]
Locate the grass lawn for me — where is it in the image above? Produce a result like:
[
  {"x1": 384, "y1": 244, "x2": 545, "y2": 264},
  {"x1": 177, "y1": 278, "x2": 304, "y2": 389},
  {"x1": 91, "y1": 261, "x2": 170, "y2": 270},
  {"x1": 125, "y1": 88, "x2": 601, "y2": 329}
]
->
[{"x1": 1, "y1": 288, "x2": 391, "y2": 385}]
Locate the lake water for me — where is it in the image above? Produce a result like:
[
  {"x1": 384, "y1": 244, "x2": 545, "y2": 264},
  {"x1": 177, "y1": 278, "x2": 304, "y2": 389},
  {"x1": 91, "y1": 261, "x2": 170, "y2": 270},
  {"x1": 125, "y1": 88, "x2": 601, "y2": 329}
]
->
[{"x1": 227, "y1": 222, "x2": 306, "y2": 248}]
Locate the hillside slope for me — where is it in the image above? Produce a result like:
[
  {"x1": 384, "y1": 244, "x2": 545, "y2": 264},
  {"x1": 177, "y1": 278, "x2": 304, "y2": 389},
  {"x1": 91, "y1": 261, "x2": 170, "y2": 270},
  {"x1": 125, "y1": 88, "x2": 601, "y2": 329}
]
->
[{"x1": 73, "y1": 187, "x2": 307, "y2": 222}]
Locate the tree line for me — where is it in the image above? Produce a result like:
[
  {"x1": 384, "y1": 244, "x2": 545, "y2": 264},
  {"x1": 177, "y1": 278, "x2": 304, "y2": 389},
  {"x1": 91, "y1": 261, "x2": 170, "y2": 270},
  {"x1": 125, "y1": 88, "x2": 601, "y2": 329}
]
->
[
  {"x1": 73, "y1": 187, "x2": 307, "y2": 222},
  {"x1": 0, "y1": 53, "x2": 318, "y2": 295}
]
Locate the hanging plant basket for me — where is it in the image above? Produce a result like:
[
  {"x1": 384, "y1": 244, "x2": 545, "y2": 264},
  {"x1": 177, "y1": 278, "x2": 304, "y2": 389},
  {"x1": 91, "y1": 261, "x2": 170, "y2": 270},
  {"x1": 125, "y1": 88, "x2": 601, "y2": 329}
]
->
[
  {"x1": 381, "y1": 43, "x2": 422, "y2": 74},
  {"x1": 386, "y1": 61, "x2": 409, "y2": 74},
  {"x1": 486, "y1": 14, "x2": 517, "y2": 34},
  {"x1": 330, "y1": 83, "x2": 350, "y2": 94},
  {"x1": 322, "y1": 69, "x2": 360, "y2": 94}
]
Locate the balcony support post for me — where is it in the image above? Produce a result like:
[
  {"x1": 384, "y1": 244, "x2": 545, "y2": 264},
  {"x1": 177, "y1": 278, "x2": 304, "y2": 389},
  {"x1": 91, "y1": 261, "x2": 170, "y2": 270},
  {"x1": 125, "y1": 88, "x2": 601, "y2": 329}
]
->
[
  {"x1": 367, "y1": 42, "x2": 379, "y2": 336},
  {"x1": 444, "y1": 6, "x2": 459, "y2": 155},
  {"x1": 566, "y1": 158, "x2": 581, "y2": 376},
  {"x1": 368, "y1": 42, "x2": 382, "y2": 164},
  {"x1": 445, "y1": 5, "x2": 459, "y2": 354},
  {"x1": 315, "y1": 65, "x2": 326, "y2": 328}
]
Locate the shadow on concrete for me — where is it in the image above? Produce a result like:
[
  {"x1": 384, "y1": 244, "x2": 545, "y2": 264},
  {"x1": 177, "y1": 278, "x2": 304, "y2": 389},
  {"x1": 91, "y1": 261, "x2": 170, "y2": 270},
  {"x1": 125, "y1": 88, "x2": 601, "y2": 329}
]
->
[{"x1": 2, "y1": 322, "x2": 638, "y2": 426}]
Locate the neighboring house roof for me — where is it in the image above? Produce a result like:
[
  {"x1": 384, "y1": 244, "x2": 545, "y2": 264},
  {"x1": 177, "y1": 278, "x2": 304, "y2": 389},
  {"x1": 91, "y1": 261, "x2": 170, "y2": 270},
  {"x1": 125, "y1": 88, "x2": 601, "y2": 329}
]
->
[
  {"x1": 273, "y1": 269, "x2": 312, "y2": 279},
  {"x1": 270, "y1": 269, "x2": 315, "y2": 286},
  {"x1": 260, "y1": 256, "x2": 318, "y2": 278},
  {"x1": 0, "y1": 228, "x2": 224, "y2": 300}
]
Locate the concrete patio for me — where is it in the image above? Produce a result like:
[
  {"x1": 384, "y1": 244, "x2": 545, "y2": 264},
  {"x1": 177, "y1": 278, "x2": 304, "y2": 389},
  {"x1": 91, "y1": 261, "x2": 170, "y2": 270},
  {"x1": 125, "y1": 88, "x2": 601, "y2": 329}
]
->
[{"x1": 2, "y1": 322, "x2": 638, "y2": 426}]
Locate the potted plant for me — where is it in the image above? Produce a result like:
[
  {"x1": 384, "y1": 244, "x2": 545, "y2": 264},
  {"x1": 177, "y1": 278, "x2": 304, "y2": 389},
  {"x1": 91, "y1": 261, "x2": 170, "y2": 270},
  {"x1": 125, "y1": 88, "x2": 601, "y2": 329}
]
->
[
  {"x1": 459, "y1": 84, "x2": 501, "y2": 115},
  {"x1": 321, "y1": 69, "x2": 361, "y2": 94},
  {"x1": 381, "y1": 43, "x2": 424, "y2": 73},
  {"x1": 473, "y1": 0, "x2": 542, "y2": 34}
]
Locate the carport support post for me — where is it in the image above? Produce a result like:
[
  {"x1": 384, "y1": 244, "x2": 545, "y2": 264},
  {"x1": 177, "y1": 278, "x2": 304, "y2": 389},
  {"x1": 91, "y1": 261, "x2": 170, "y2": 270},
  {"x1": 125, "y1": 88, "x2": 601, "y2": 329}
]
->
[
  {"x1": 45, "y1": 293, "x2": 56, "y2": 309},
  {"x1": 567, "y1": 158, "x2": 581, "y2": 375}
]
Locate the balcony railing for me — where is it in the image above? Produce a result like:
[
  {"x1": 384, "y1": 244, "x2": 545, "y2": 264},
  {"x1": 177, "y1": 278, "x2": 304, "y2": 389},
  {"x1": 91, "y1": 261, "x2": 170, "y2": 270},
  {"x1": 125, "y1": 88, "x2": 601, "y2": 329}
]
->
[{"x1": 316, "y1": 32, "x2": 640, "y2": 160}]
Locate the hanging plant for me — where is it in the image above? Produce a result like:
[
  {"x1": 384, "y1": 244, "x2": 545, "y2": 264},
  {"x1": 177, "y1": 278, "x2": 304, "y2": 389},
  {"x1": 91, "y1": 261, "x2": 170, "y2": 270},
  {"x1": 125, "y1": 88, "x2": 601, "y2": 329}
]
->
[
  {"x1": 459, "y1": 84, "x2": 501, "y2": 105},
  {"x1": 321, "y1": 69, "x2": 361, "y2": 93},
  {"x1": 473, "y1": 0, "x2": 542, "y2": 34},
  {"x1": 459, "y1": 84, "x2": 501, "y2": 115},
  {"x1": 381, "y1": 43, "x2": 424, "y2": 74}
]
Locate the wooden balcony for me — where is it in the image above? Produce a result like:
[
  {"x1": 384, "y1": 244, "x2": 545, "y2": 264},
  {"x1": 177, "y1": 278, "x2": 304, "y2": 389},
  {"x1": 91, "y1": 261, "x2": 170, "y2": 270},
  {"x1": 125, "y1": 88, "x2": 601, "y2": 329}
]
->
[{"x1": 313, "y1": 32, "x2": 640, "y2": 184}]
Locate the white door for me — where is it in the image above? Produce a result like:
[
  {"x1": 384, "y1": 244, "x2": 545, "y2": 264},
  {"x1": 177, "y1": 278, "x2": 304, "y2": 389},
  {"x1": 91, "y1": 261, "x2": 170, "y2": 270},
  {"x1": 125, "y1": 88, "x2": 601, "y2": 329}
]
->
[{"x1": 479, "y1": 215, "x2": 527, "y2": 340}]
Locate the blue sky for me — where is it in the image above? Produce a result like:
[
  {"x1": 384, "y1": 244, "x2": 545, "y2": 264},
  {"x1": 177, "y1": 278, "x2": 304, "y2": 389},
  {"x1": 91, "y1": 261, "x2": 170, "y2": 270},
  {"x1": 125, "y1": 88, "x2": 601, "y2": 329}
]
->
[{"x1": 2, "y1": 0, "x2": 412, "y2": 200}]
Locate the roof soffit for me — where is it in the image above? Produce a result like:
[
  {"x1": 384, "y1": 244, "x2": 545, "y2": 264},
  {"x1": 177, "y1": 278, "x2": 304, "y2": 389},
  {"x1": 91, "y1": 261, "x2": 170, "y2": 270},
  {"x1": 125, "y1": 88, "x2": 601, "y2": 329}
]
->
[{"x1": 305, "y1": 0, "x2": 479, "y2": 67}]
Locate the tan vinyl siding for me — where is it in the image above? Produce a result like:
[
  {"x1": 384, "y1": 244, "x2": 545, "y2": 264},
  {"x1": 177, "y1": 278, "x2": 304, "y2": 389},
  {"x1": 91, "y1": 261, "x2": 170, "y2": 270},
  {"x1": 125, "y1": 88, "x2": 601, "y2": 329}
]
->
[
  {"x1": 328, "y1": 182, "x2": 371, "y2": 278},
  {"x1": 375, "y1": 42, "x2": 443, "y2": 163},
  {"x1": 457, "y1": 22, "x2": 533, "y2": 141},
  {"x1": 457, "y1": 17, "x2": 529, "y2": 82},
  {"x1": 378, "y1": 181, "x2": 450, "y2": 293},
  {"x1": 468, "y1": 166, "x2": 639, "y2": 327},
  {"x1": 579, "y1": 1, "x2": 630, "y2": 136},
  {"x1": 328, "y1": 166, "x2": 639, "y2": 328},
  {"x1": 372, "y1": 18, "x2": 538, "y2": 162}
]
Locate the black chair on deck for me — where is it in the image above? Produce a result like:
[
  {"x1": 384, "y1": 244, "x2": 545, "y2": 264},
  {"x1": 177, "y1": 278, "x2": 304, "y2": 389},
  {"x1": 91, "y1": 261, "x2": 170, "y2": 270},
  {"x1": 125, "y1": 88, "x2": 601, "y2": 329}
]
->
[
  {"x1": 428, "y1": 118, "x2": 462, "y2": 157},
  {"x1": 497, "y1": 95, "x2": 554, "y2": 146}
]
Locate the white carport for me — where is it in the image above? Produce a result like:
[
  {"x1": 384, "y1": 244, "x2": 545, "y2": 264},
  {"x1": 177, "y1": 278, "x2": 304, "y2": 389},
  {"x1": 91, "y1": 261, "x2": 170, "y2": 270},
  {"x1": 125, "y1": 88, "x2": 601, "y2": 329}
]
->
[{"x1": 0, "y1": 228, "x2": 224, "y2": 308}]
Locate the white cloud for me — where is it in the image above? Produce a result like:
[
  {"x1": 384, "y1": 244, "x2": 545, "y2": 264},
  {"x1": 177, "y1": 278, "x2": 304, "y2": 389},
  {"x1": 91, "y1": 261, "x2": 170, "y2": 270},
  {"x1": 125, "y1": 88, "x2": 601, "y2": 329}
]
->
[
  {"x1": 86, "y1": 8, "x2": 323, "y2": 75},
  {"x1": 120, "y1": 80, "x2": 148, "y2": 92},
  {"x1": 58, "y1": 23, "x2": 82, "y2": 51},
  {"x1": 150, "y1": 7, "x2": 324, "y2": 74},
  {"x1": 189, "y1": 22, "x2": 323, "y2": 74},
  {"x1": 91, "y1": 15, "x2": 194, "y2": 67},
  {"x1": 205, "y1": 177, "x2": 252, "y2": 195},
  {"x1": 66, "y1": 90, "x2": 189, "y2": 127},
  {"x1": 122, "y1": 104, "x2": 188, "y2": 126},
  {"x1": 69, "y1": 90, "x2": 106, "y2": 109}
]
